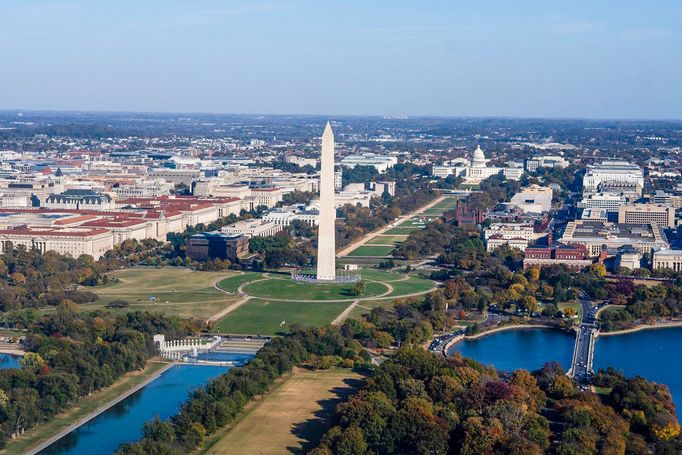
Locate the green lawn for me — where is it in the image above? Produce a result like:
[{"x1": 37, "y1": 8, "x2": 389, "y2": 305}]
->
[
  {"x1": 214, "y1": 299, "x2": 351, "y2": 335},
  {"x1": 382, "y1": 276, "x2": 435, "y2": 297},
  {"x1": 359, "y1": 268, "x2": 409, "y2": 282},
  {"x1": 421, "y1": 198, "x2": 458, "y2": 214},
  {"x1": 243, "y1": 279, "x2": 388, "y2": 300},
  {"x1": 557, "y1": 301, "x2": 583, "y2": 321},
  {"x1": 217, "y1": 272, "x2": 267, "y2": 292},
  {"x1": 384, "y1": 227, "x2": 421, "y2": 235},
  {"x1": 366, "y1": 235, "x2": 407, "y2": 245},
  {"x1": 80, "y1": 268, "x2": 240, "y2": 320},
  {"x1": 347, "y1": 299, "x2": 398, "y2": 320},
  {"x1": 347, "y1": 245, "x2": 396, "y2": 257}
]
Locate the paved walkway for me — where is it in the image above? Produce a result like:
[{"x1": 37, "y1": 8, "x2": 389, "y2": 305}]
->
[
  {"x1": 337, "y1": 195, "x2": 446, "y2": 257},
  {"x1": 26, "y1": 362, "x2": 176, "y2": 455}
]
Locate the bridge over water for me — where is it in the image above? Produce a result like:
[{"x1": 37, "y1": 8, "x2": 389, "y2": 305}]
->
[{"x1": 567, "y1": 296, "x2": 599, "y2": 385}]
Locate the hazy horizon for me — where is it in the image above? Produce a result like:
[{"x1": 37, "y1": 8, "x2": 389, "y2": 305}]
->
[{"x1": 2, "y1": 1, "x2": 681, "y2": 120}]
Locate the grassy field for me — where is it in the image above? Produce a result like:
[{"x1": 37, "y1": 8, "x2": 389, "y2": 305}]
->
[
  {"x1": 347, "y1": 245, "x2": 396, "y2": 257},
  {"x1": 216, "y1": 272, "x2": 267, "y2": 292},
  {"x1": 421, "y1": 198, "x2": 459, "y2": 215},
  {"x1": 347, "y1": 299, "x2": 399, "y2": 319},
  {"x1": 3, "y1": 361, "x2": 170, "y2": 455},
  {"x1": 360, "y1": 268, "x2": 408, "y2": 282},
  {"x1": 382, "y1": 276, "x2": 435, "y2": 297},
  {"x1": 365, "y1": 235, "x2": 407, "y2": 245},
  {"x1": 557, "y1": 301, "x2": 583, "y2": 321},
  {"x1": 199, "y1": 367, "x2": 364, "y2": 455},
  {"x1": 384, "y1": 226, "x2": 421, "y2": 235},
  {"x1": 82, "y1": 268, "x2": 240, "y2": 320},
  {"x1": 214, "y1": 299, "x2": 351, "y2": 335},
  {"x1": 243, "y1": 279, "x2": 388, "y2": 300}
]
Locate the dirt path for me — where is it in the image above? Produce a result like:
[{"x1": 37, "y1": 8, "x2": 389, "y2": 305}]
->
[
  {"x1": 331, "y1": 300, "x2": 360, "y2": 326},
  {"x1": 337, "y1": 195, "x2": 445, "y2": 257},
  {"x1": 206, "y1": 297, "x2": 250, "y2": 324}
]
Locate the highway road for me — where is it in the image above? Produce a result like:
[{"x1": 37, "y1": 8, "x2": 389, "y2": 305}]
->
[{"x1": 568, "y1": 296, "x2": 604, "y2": 385}]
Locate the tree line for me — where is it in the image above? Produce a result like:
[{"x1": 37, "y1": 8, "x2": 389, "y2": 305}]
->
[
  {"x1": 310, "y1": 348, "x2": 681, "y2": 454},
  {"x1": 0, "y1": 306, "x2": 186, "y2": 447}
]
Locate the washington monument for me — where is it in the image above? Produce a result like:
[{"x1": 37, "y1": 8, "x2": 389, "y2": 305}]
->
[{"x1": 316, "y1": 122, "x2": 336, "y2": 281}]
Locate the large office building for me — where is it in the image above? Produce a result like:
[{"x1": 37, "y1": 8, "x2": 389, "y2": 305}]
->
[
  {"x1": 508, "y1": 185, "x2": 553, "y2": 213},
  {"x1": 340, "y1": 154, "x2": 397, "y2": 173},
  {"x1": 186, "y1": 232, "x2": 249, "y2": 261},
  {"x1": 617, "y1": 203, "x2": 675, "y2": 228},
  {"x1": 525, "y1": 155, "x2": 569, "y2": 172},
  {"x1": 653, "y1": 249, "x2": 682, "y2": 272},
  {"x1": 44, "y1": 189, "x2": 116, "y2": 211},
  {"x1": 263, "y1": 204, "x2": 319, "y2": 227},
  {"x1": 0, "y1": 226, "x2": 114, "y2": 259},
  {"x1": 582, "y1": 161, "x2": 644, "y2": 195},
  {"x1": 221, "y1": 220, "x2": 282, "y2": 238},
  {"x1": 561, "y1": 221, "x2": 669, "y2": 256},
  {"x1": 523, "y1": 242, "x2": 591, "y2": 270},
  {"x1": 577, "y1": 192, "x2": 628, "y2": 213}
]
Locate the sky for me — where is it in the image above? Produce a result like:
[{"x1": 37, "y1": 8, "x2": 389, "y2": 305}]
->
[{"x1": 1, "y1": 0, "x2": 681, "y2": 119}]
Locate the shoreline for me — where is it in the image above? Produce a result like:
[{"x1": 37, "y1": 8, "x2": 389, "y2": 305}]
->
[
  {"x1": 0, "y1": 348, "x2": 25, "y2": 356},
  {"x1": 598, "y1": 321, "x2": 682, "y2": 337},
  {"x1": 443, "y1": 324, "x2": 564, "y2": 353},
  {"x1": 24, "y1": 361, "x2": 176, "y2": 455}
]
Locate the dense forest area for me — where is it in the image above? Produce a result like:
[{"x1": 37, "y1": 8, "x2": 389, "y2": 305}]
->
[{"x1": 310, "y1": 348, "x2": 681, "y2": 454}]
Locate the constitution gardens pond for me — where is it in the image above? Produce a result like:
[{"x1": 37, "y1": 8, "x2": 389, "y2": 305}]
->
[
  {"x1": 449, "y1": 327, "x2": 682, "y2": 409},
  {"x1": 39, "y1": 357, "x2": 252, "y2": 455}
]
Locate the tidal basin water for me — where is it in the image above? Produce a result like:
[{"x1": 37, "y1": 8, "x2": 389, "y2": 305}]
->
[
  {"x1": 40, "y1": 354, "x2": 252, "y2": 455},
  {"x1": 0, "y1": 353, "x2": 21, "y2": 369},
  {"x1": 450, "y1": 327, "x2": 682, "y2": 408}
]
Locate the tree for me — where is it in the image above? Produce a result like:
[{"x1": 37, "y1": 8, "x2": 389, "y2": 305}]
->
[
  {"x1": 563, "y1": 307, "x2": 577, "y2": 319},
  {"x1": 20, "y1": 352, "x2": 46, "y2": 370}
]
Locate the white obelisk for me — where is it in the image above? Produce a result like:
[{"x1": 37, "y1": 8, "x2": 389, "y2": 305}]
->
[{"x1": 316, "y1": 122, "x2": 336, "y2": 281}]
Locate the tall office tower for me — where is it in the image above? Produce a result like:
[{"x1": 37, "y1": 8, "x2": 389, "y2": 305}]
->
[{"x1": 316, "y1": 122, "x2": 336, "y2": 281}]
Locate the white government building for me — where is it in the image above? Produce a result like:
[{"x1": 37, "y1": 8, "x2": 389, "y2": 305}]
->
[
  {"x1": 432, "y1": 146, "x2": 523, "y2": 183},
  {"x1": 582, "y1": 161, "x2": 644, "y2": 195}
]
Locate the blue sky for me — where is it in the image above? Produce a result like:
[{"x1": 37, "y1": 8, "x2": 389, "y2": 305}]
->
[{"x1": 1, "y1": 0, "x2": 681, "y2": 119}]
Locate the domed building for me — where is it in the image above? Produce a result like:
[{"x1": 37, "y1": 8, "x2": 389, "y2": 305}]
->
[
  {"x1": 431, "y1": 145, "x2": 524, "y2": 183},
  {"x1": 470, "y1": 145, "x2": 488, "y2": 168}
]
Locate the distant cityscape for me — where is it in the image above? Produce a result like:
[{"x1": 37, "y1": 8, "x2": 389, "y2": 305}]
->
[{"x1": 1, "y1": 111, "x2": 681, "y2": 275}]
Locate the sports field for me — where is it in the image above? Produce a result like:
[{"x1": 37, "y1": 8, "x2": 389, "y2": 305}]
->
[
  {"x1": 83, "y1": 268, "x2": 240, "y2": 320},
  {"x1": 199, "y1": 368, "x2": 364, "y2": 455},
  {"x1": 214, "y1": 299, "x2": 351, "y2": 335},
  {"x1": 365, "y1": 235, "x2": 407, "y2": 245},
  {"x1": 346, "y1": 245, "x2": 395, "y2": 257}
]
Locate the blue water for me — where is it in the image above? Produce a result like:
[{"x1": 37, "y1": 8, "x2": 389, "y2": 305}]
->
[
  {"x1": 39, "y1": 364, "x2": 231, "y2": 455},
  {"x1": 192, "y1": 352, "x2": 254, "y2": 362},
  {"x1": 595, "y1": 328, "x2": 682, "y2": 409},
  {"x1": 451, "y1": 327, "x2": 682, "y2": 410},
  {"x1": 0, "y1": 353, "x2": 21, "y2": 369},
  {"x1": 450, "y1": 328, "x2": 575, "y2": 372}
]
